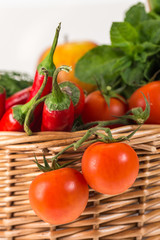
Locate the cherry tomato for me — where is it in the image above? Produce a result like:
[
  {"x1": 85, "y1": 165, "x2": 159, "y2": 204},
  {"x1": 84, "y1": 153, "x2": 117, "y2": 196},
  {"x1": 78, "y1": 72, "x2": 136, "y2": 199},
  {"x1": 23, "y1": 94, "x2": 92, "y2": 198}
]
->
[
  {"x1": 82, "y1": 142, "x2": 139, "y2": 195},
  {"x1": 29, "y1": 168, "x2": 89, "y2": 225},
  {"x1": 128, "y1": 81, "x2": 160, "y2": 124},
  {"x1": 81, "y1": 90, "x2": 128, "y2": 125}
]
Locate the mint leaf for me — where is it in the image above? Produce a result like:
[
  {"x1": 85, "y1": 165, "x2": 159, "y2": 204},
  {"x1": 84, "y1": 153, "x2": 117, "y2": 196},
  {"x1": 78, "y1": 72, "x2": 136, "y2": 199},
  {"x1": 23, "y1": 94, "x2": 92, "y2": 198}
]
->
[
  {"x1": 75, "y1": 45, "x2": 131, "y2": 84},
  {"x1": 121, "y1": 62, "x2": 146, "y2": 87},
  {"x1": 139, "y1": 19, "x2": 160, "y2": 44},
  {"x1": 110, "y1": 22, "x2": 138, "y2": 49},
  {"x1": 125, "y1": 3, "x2": 149, "y2": 27}
]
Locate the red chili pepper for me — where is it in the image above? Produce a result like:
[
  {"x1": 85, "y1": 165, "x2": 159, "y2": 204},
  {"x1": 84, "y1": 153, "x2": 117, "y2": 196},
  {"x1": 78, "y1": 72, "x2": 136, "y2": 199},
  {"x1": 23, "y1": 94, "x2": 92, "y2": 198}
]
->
[
  {"x1": 41, "y1": 66, "x2": 74, "y2": 132},
  {"x1": 0, "y1": 86, "x2": 6, "y2": 120},
  {"x1": 59, "y1": 81, "x2": 85, "y2": 119},
  {"x1": 5, "y1": 86, "x2": 31, "y2": 111},
  {"x1": 27, "y1": 23, "x2": 61, "y2": 102},
  {"x1": 0, "y1": 68, "x2": 48, "y2": 131}
]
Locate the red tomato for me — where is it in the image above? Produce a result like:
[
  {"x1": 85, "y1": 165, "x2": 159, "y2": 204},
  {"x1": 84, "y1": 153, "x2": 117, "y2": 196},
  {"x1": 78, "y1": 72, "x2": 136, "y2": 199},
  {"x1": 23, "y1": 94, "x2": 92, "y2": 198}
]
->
[
  {"x1": 82, "y1": 142, "x2": 139, "y2": 195},
  {"x1": 29, "y1": 168, "x2": 89, "y2": 225},
  {"x1": 81, "y1": 90, "x2": 128, "y2": 125},
  {"x1": 128, "y1": 81, "x2": 160, "y2": 124}
]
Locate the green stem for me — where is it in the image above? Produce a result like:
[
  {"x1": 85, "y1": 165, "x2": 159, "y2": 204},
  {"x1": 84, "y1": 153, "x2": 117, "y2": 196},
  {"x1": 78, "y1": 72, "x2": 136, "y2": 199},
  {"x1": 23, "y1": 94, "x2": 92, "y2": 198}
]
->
[
  {"x1": 24, "y1": 68, "x2": 48, "y2": 135},
  {"x1": 24, "y1": 95, "x2": 47, "y2": 135},
  {"x1": 37, "y1": 23, "x2": 61, "y2": 76},
  {"x1": 74, "y1": 95, "x2": 150, "y2": 131},
  {"x1": 21, "y1": 68, "x2": 48, "y2": 115},
  {"x1": 52, "y1": 65, "x2": 72, "y2": 100},
  {"x1": 50, "y1": 124, "x2": 142, "y2": 164},
  {"x1": 48, "y1": 23, "x2": 61, "y2": 68},
  {"x1": 75, "y1": 118, "x2": 127, "y2": 131}
]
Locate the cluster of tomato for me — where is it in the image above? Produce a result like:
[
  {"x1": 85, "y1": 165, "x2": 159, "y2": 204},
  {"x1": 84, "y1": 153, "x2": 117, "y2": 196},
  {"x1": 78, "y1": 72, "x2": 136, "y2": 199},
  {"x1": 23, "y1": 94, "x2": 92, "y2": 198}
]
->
[{"x1": 29, "y1": 141, "x2": 139, "y2": 225}]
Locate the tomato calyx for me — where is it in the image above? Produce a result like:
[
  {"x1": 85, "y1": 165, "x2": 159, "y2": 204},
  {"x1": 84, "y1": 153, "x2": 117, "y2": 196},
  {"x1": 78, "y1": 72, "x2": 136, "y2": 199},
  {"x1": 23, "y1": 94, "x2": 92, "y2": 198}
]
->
[
  {"x1": 96, "y1": 77, "x2": 126, "y2": 107},
  {"x1": 119, "y1": 93, "x2": 150, "y2": 124},
  {"x1": 34, "y1": 154, "x2": 77, "y2": 172}
]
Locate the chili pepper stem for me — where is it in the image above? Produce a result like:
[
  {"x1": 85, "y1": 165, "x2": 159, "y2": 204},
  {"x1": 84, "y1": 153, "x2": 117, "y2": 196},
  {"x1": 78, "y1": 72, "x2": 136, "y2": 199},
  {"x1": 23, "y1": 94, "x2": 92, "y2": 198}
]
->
[
  {"x1": 52, "y1": 65, "x2": 72, "y2": 100},
  {"x1": 24, "y1": 95, "x2": 47, "y2": 135},
  {"x1": 37, "y1": 23, "x2": 61, "y2": 76},
  {"x1": 24, "y1": 68, "x2": 49, "y2": 135},
  {"x1": 47, "y1": 23, "x2": 61, "y2": 67},
  {"x1": 21, "y1": 68, "x2": 48, "y2": 116}
]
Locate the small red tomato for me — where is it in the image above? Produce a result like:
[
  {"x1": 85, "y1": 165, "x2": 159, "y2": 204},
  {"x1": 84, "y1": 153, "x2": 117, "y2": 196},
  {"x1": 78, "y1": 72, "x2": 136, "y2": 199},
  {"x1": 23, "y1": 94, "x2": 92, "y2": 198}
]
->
[
  {"x1": 128, "y1": 81, "x2": 160, "y2": 124},
  {"x1": 81, "y1": 90, "x2": 128, "y2": 125},
  {"x1": 29, "y1": 168, "x2": 89, "y2": 225},
  {"x1": 82, "y1": 142, "x2": 139, "y2": 195}
]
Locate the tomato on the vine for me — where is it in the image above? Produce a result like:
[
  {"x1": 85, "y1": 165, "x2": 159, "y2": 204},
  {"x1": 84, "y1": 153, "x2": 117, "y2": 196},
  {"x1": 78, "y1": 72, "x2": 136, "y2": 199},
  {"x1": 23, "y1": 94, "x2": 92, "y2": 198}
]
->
[
  {"x1": 82, "y1": 142, "x2": 139, "y2": 195},
  {"x1": 29, "y1": 168, "x2": 89, "y2": 225},
  {"x1": 81, "y1": 90, "x2": 128, "y2": 125},
  {"x1": 128, "y1": 81, "x2": 160, "y2": 124}
]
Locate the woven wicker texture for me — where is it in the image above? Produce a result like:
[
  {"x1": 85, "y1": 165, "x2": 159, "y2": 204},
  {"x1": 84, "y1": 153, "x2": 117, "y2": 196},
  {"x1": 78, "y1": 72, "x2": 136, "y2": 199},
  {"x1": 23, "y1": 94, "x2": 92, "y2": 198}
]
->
[{"x1": 1, "y1": 125, "x2": 160, "y2": 240}]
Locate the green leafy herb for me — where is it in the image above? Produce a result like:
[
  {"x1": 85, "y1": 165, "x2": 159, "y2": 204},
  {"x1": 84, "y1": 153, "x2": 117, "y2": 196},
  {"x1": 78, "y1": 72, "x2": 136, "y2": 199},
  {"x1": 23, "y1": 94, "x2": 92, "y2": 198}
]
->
[
  {"x1": 0, "y1": 71, "x2": 33, "y2": 97},
  {"x1": 75, "y1": 2, "x2": 160, "y2": 98}
]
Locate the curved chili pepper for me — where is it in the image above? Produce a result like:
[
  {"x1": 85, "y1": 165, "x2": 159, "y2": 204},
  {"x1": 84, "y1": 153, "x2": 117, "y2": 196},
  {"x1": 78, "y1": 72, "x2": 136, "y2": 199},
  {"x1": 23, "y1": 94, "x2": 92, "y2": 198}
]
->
[
  {"x1": 27, "y1": 23, "x2": 61, "y2": 102},
  {"x1": 0, "y1": 68, "x2": 48, "y2": 131},
  {"x1": 5, "y1": 86, "x2": 31, "y2": 111},
  {"x1": 59, "y1": 81, "x2": 85, "y2": 119},
  {"x1": 41, "y1": 66, "x2": 74, "y2": 132},
  {"x1": 0, "y1": 86, "x2": 6, "y2": 120}
]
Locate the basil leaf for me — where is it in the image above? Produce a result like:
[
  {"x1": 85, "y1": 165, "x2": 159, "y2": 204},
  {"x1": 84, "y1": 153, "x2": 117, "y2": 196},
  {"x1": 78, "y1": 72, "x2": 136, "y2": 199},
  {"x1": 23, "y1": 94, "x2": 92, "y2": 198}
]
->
[
  {"x1": 0, "y1": 71, "x2": 33, "y2": 97},
  {"x1": 125, "y1": 3, "x2": 149, "y2": 27},
  {"x1": 139, "y1": 19, "x2": 160, "y2": 44},
  {"x1": 75, "y1": 45, "x2": 131, "y2": 84},
  {"x1": 110, "y1": 22, "x2": 138, "y2": 49},
  {"x1": 121, "y1": 62, "x2": 146, "y2": 87}
]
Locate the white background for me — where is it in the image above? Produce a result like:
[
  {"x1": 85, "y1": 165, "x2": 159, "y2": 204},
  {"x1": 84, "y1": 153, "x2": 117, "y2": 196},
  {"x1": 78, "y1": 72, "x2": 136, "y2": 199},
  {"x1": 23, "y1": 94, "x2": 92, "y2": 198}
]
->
[{"x1": 0, "y1": 0, "x2": 147, "y2": 77}]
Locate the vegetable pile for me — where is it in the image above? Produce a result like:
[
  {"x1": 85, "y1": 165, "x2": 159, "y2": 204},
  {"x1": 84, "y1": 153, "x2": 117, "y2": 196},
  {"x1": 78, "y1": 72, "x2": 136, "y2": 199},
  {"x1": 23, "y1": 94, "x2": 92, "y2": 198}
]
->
[{"x1": 1, "y1": 0, "x2": 160, "y2": 226}]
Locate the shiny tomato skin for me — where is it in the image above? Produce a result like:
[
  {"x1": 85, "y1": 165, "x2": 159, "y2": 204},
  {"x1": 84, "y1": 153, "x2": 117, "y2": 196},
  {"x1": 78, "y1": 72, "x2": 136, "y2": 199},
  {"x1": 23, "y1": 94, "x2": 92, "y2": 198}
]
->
[
  {"x1": 29, "y1": 168, "x2": 89, "y2": 225},
  {"x1": 128, "y1": 81, "x2": 160, "y2": 124},
  {"x1": 81, "y1": 90, "x2": 128, "y2": 124},
  {"x1": 82, "y1": 142, "x2": 139, "y2": 195}
]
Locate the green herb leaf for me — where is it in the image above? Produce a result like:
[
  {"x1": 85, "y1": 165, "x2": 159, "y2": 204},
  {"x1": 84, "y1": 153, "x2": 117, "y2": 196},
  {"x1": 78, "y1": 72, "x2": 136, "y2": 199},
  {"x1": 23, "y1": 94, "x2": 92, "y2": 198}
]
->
[
  {"x1": 121, "y1": 62, "x2": 146, "y2": 87},
  {"x1": 0, "y1": 71, "x2": 33, "y2": 97},
  {"x1": 110, "y1": 22, "x2": 138, "y2": 50},
  {"x1": 75, "y1": 2, "x2": 160, "y2": 99},
  {"x1": 125, "y1": 3, "x2": 149, "y2": 27},
  {"x1": 75, "y1": 45, "x2": 131, "y2": 84},
  {"x1": 139, "y1": 19, "x2": 160, "y2": 44}
]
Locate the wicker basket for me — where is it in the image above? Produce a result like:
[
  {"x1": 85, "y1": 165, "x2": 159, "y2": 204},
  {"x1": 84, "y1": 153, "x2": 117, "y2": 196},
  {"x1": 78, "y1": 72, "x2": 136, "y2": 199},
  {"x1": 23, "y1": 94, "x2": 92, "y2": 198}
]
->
[{"x1": 1, "y1": 124, "x2": 160, "y2": 240}]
